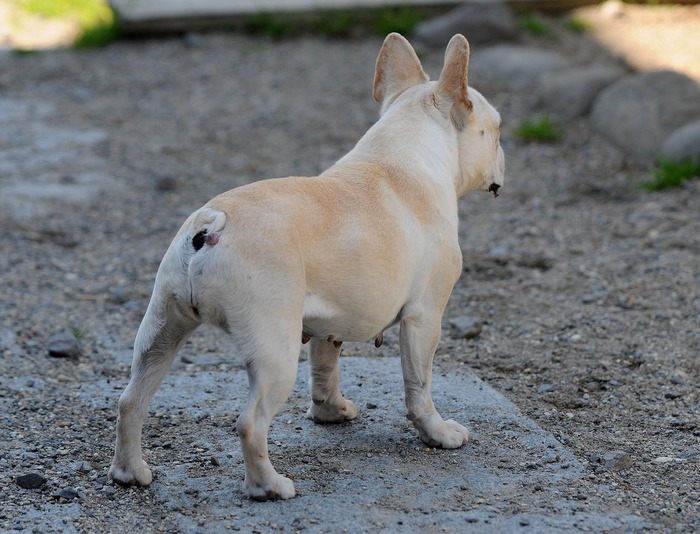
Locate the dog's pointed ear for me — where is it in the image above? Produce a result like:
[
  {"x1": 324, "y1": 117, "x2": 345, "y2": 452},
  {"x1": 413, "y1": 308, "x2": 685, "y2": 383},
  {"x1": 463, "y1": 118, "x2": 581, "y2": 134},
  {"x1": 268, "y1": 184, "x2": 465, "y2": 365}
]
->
[
  {"x1": 373, "y1": 33, "x2": 429, "y2": 111},
  {"x1": 435, "y1": 34, "x2": 472, "y2": 130}
]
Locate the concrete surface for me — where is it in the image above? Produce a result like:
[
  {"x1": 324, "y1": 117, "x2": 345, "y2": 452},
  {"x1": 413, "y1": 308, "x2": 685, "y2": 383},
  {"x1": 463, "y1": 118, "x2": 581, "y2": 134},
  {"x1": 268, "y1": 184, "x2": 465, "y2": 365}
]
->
[{"x1": 66, "y1": 356, "x2": 650, "y2": 532}]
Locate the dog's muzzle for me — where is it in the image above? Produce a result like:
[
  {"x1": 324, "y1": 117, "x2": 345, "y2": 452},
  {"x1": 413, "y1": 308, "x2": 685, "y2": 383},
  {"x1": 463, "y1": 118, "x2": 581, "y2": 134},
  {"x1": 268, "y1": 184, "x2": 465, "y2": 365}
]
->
[{"x1": 488, "y1": 183, "x2": 500, "y2": 198}]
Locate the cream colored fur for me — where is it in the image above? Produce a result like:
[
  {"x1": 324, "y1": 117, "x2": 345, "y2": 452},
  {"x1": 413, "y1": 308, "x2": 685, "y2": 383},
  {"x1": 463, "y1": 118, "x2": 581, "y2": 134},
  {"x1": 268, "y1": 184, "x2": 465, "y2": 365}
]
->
[{"x1": 109, "y1": 33, "x2": 505, "y2": 501}]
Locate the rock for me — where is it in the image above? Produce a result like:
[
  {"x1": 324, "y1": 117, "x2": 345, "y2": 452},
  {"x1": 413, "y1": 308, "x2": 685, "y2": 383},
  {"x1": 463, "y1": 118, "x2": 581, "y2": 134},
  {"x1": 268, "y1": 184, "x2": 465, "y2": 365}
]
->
[
  {"x1": 654, "y1": 456, "x2": 687, "y2": 464},
  {"x1": 537, "y1": 384, "x2": 555, "y2": 394},
  {"x1": 47, "y1": 331, "x2": 81, "y2": 358},
  {"x1": 0, "y1": 328, "x2": 16, "y2": 349},
  {"x1": 16, "y1": 473, "x2": 47, "y2": 489},
  {"x1": 470, "y1": 46, "x2": 570, "y2": 90},
  {"x1": 412, "y1": 2, "x2": 517, "y2": 49},
  {"x1": 75, "y1": 461, "x2": 93, "y2": 473},
  {"x1": 661, "y1": 120, "x2": 700, "y2": 162},
  {"x1": 538, "y1": 65, "x2": 626, "y2": 120},
  {"x1": 602, "y1": 450, "x2": 633, "y2": 471},
  {"x1": 664, "y1": 391, "x2": 682, "y2": 400},
  {"x1": 590, "y1": 70, "x2": 700, "y2": 159},
  {"x1": 449, "y1": 316, "x2": 483, "y2": 339},
  {"x1": 53, "y1": 488, "x2": 80, "y2": 501}
]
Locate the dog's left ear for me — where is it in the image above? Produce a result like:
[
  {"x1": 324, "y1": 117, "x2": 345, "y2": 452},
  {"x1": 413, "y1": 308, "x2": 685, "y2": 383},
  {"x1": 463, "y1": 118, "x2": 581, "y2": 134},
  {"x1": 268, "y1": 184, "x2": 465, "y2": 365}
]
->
[
  {"x1": 374, "y1": 33, "x2": 429, "y2": 113},
  {"x1": 435, "y1": 34, "x2": 472, "y2": 131}
]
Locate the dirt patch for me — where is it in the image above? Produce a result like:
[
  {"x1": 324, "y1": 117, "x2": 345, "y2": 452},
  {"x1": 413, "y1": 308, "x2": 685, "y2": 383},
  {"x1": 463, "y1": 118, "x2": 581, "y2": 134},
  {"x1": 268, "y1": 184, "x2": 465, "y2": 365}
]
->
[{"x1": 0, "y1": 6, "x2": 698, "y2": 532}]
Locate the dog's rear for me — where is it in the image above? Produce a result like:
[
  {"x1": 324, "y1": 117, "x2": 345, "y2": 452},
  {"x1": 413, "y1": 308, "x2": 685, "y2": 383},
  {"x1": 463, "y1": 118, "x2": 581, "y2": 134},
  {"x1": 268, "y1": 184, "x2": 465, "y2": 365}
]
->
[
  {"x1": 110, "y1": 32, "x2": 505, "y2": 502},
  {"x1": 109, "y1": 206, "x2": 227, "y2": 486}
]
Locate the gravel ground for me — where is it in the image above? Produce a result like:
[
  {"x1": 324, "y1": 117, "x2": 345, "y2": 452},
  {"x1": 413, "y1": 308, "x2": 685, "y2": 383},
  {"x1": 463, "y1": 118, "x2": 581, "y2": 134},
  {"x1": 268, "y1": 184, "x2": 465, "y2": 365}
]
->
[{"x1": 1, "y1": 9, "x2": 699, "y2": 533}]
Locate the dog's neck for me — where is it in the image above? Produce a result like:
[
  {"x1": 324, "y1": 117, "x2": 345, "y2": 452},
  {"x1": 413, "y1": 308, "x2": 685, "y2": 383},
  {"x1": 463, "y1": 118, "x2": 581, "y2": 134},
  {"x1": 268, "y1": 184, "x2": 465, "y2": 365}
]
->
[{"x1": 334, "y1": 108, "x2": 462, "y2": 202}]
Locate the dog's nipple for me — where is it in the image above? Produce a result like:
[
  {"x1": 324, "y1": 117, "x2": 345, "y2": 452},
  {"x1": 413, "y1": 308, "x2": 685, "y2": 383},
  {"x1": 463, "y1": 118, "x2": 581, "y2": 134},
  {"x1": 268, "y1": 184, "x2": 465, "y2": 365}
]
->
[
  {"x1": 205, "y1": 233, "x2": 220, "y2": 246},
  {"x1": 327, "y1": 336, "x2": 343, "y2": 348},
  {"x1": 374, "y1": 334, "x2": 384, "y2": 348}
]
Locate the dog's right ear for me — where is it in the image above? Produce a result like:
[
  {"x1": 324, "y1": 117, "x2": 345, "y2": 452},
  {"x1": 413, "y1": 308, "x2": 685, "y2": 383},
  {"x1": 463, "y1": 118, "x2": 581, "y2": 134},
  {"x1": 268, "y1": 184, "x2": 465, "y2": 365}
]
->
[
  {"x1": 435, "y1": 34, "x2": 472, "y2": 131},
  {"x1": 373, "y1": 33, "x2": 429, "y2": 113}
]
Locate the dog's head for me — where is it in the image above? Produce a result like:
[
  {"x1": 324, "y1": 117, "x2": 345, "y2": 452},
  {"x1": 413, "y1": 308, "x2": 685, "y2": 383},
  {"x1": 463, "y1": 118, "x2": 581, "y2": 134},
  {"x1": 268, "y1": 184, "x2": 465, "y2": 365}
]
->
[{"x1": 373, "y1": 33, "x2": 505, "y2": 198}]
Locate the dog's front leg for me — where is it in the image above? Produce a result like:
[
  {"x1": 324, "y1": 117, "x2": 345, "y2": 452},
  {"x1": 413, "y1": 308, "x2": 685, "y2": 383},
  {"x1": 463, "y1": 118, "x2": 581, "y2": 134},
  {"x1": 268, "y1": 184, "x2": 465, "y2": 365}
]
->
[
  {"x1": 237, "y1": 339, "x2": 299, "y2": 501},
  {"x1": 109, "y1": 297, "x2": 199, "y2": 487},
  {"x1": 399, "y1": 312, "x2": 470, "y2": 449},
  {"x1": 306, "y1": 337, "x2": 358, "y2": 423}
]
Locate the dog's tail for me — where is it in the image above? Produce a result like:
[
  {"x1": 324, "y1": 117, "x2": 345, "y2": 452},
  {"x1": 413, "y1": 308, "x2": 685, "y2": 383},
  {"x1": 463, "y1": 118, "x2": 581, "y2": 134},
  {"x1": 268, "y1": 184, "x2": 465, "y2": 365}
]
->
[
  {"x1": 153, "y1": 206, "x2": 228, "y2": 317},
  {"x1": 189, "y1": 207, "x2": 227, "y2": 251},
  {"x1": 132, "y1": 207, "x2": 228, "y2": 361}
]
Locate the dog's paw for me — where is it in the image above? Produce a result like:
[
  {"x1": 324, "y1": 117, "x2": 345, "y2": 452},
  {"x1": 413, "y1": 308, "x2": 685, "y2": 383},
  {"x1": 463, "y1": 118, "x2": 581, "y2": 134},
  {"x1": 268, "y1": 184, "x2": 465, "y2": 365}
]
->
[
  {"x1": 439, "y1": 419, "x2": 470, "y2": 448},
  {"x1": 306, "y1": 399, "x2": 358, "y2": 423},
  {"x1": 108, "y1": 459, "x2": 153, "y2": 487},
  {"x1": 246, "y1": 474, "x2": 296, "y2": 501},
  {"x1": 414, "y1": 414, "x2": 470, "y2": 449}
]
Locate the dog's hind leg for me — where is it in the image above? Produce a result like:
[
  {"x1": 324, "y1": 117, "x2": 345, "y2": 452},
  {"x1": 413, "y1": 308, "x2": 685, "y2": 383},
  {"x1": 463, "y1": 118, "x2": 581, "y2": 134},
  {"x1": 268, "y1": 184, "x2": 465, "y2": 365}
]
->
[
  {"x1": 109, "y1": 292, "x2": 199, "y2": 487},
  {"x1": 399, "y1": 309, "x2": 470, "y2": 449},
  {"x1": 306, "y1": 337, "x2": 358, "y2": 423},
  {"x1": 236, "y1": 327, "x2": 301, "y2": 501}
]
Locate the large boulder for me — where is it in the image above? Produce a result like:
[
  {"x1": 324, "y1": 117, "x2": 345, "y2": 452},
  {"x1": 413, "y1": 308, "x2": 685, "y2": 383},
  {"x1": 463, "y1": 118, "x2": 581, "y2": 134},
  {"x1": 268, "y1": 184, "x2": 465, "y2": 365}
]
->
[
  {"x1": 590, "y1": 70, "x2": 700, "y2": 160},
  {"x1": 412, "y1": 2, "x2": 517, "y2": 48},
  {"x1": 661, "y1": 120, "x2": 700, "y2": 162},
  {"x1": 470, "y1": 45, "x2": 570, "y2": 89},
  {"x1": 538, "y1": 65, "x2": 627, "y2": 121}
]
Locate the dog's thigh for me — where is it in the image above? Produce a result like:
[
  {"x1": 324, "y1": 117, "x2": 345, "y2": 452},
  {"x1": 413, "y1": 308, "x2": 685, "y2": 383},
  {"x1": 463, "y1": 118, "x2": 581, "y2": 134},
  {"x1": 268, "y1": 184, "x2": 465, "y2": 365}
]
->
[
  {"x1": 306, "y1": 337, "x2": 357, "y2": 423},
  {"x1": 399, "y1": 310, "x2": 469, "y2": 449},
  {"x1": 110, "y1": 295, "x2": 199, "y2": 487}
]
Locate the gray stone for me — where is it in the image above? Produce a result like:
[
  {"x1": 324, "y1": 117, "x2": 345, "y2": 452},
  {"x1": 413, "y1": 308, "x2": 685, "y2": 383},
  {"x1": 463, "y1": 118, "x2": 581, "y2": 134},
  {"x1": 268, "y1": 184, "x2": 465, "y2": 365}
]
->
[
  {"x1": 53, "y1": 488, "x2": 80, "y2": 501},
  {"x1": 448, "y1": 315, "x2": 483, "y2": 339},
  {"x1": 590, "y1": 70, "x2": 700, "y2": 159},
  {"x1": 16, "y1": 473, "x2": 47, "y2": 489},
  {"x1": 47, "y1": 331, "x2": 81, "y2": 358},
  {"x1": 76, "y1": 357, "x2": 650, "y2": 532},
  {"x1": 661, "y1": 120, "x2": 700, "y2": 162},
  {"x1": 538, "y1": 65, "x2": 626, "y2": 120},
  {"x1": 470, "y1": 46, "x2": 570, "y2": 89},
  {"x1": 412, "y1": 2, "x2": 517, "y2": 49},
  {"x1": 0, "y1": 328, "x2": 16, "y2": 349},
  {"x1": 602, "y1": 450, "x2": 634, "y2": 471},
  {"x1": 75, "y1": 461, "x2": 93, "y2": 473},
  {"x1": 537, "y1": 384, "x2": 555, "y2": 394}
]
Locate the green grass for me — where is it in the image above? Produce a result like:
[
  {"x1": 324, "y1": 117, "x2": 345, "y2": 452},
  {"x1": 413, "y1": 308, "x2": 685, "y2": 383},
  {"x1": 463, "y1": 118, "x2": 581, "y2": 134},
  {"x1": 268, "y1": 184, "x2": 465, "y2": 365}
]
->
[
  {"x1": 565, "y1": 17, "x2": 591, "y2": 33},
  {"x1": 246, "y1": 11, "x2": 299, "y2": 39},
  {"x1": 519, "y1": 14, "x2": 549, "y2": 36},
  {"x1": 17, "y1": 0, "x2": 119, "y2": 47},
  {"x1": 246, "y1": 7, "x2": 428, "y2": 39},
  {"x1": 373, "y1": 6, "x2": 426, "y2": 36},
  {"x1": 642, "y1": 158, "x2": 700, "y2": 191},
  {"x1": 513, "y1": 116, "x2": 561, "y2": 143},
  {"x1": 314, "y1": 10, "x2": 356, "y2": 38},
  {"x1": 69, "y1": 326, "x2": 86, "y2": 341}
]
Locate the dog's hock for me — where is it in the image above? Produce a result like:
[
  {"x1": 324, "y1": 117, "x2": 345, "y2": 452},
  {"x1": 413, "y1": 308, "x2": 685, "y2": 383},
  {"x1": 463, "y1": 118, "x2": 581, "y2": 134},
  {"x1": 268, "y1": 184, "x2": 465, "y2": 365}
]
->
[{"x1": 374, "y1": 33, "x2": 429, "y2": 112}]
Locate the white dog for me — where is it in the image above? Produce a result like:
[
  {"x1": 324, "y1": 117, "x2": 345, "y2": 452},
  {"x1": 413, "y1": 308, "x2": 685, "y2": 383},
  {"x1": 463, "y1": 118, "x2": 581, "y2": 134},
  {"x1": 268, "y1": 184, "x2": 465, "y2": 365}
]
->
[{"x1": 109, "y1": 33, "x2": 505, "y2": 501}]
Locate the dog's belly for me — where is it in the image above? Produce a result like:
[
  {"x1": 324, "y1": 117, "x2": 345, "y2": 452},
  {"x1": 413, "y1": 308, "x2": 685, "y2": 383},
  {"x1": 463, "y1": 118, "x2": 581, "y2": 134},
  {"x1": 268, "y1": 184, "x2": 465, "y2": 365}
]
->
[{"x1": 302, "y1": 292, "x2": 400, "y2": 343}]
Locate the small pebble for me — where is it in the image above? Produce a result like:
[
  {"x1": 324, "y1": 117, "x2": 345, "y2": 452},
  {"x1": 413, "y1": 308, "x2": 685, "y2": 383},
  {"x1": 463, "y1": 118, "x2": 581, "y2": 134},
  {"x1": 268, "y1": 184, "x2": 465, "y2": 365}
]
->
[
  {"x1": 602, "y1": 450, "x2": 633, "y2": 471},
  {"x1": 16, "y1": 473, "x2": 47, "y2": 489},
  {"x1": 47, "y1": 331, "x2": 81, "y2": 358},
  {"x1": 537, "y1": 384, "x2": 555, "y2": 394},
  {"x1": 53, "y1": 488, "x2": 80, "y2": 501},
  {"x1": 449, "y1": 316, "x2": 483, "y2": 339}
]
